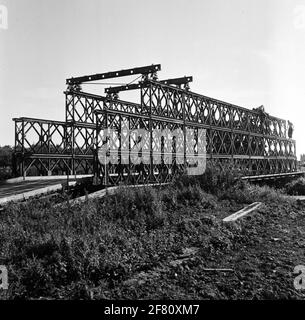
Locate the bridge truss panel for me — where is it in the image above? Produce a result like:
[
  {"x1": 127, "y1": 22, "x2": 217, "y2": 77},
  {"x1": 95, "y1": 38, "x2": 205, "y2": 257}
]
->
[
  {"x1": 95, "y1": 107, "x2": 206, "y2": 186},
  {"x1": 13, "y1": 117, "x2": 94, "y2": 176},
  {"x1": 13, "y1": 73, "x2": 297, "y2": 179}
]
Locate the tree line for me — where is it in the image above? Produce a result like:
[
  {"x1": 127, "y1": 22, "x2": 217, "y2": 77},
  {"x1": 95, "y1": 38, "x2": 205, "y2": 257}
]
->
[{"x1": 0, "y1": 145, "x2": 13, "y2": 168}]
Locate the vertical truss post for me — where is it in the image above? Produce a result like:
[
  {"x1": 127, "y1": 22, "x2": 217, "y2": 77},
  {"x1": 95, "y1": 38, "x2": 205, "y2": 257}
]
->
[
  {"x1": 93, "y1": 112, "x2": 101, "y2": 185},
  {"x1": 128, "y1": 116, "x2": 131, "y2": 185},
  {"x1": 13, "y1": 120, "x2": 19, "y2": 177},
  {"x1": 118, "y1": 114, "x2": 122, "y2": 183},
  {"x1": 65, "y1": 93, "x2": 71, "y2": 175},
  {"x1": 47, "y1": 123, "x2": 51, "y2": 175},
  {"x1": 21, "y1": 119, "x2": 25, "y2": 178},
  {"x1": 148, "y1": 83, "x2": 154, "y2": 182},
  {"x1": 64, "y1": 124, "x2": 69, "y2": 175},
  {"x1": 104, "y1": 110, "x2": 108, "y2": 187},
  {"x1": 182, "y1": 90, "x2": 187, "y2": 171},
  {"x1": 71, "y1": 93, "x2": 76, "y2": 175}
]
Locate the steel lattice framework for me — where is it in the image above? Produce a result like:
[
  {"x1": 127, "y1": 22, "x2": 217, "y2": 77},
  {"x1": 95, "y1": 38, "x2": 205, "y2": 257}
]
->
[{"x1": 13, "y1": 64, "x2": 297, "y2": 182}]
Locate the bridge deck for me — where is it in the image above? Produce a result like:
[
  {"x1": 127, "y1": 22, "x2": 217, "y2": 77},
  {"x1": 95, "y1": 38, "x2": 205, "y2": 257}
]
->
[{"x1": 0, "y1": 179, "x2": 72, "y2": 200}]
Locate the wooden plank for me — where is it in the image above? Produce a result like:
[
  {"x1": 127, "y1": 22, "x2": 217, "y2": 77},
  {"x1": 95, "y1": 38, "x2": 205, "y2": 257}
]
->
[
  {"x1": 291, "y1": 196, "x2": 305, "y2": 201},
  {"x1": 201, "y1": 268, "x2": 234, "y2": 272},
  {"x1": 223, "y1": 202, "x2": 262, "y2": 222}
]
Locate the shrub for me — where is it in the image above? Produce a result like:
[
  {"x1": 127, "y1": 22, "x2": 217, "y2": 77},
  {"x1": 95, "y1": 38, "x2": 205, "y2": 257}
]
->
[
  {"x1": 173, "y1": 162, "x2": 242, "y2": 196},
  {"x1": 198, "y1": 163, "x2": 242, "y2": 195},
  {"x1": 20, "y1": 257, "x2": 54, "y2": 298},
  {"x1": 105, "y1": 186, "x2": 165, "y2": 230},
  {"x1": 219, "y1": 181, "x2": 289, "y2": 204},
  {"x1": 176, "y1": 184, "x2": 217, "y2": 209},
  {"x1": 161, "y1": 186, "x2": 178, "y2": 210},
  {"x1": 0, "y1": 145, "x2": 13, "y2": 180},
  {"x1": 285, "y1": 177, "x2": 305, "y2": 195},
  {"x1": 0, "y1": 145, "x2": 13, "y2": 168},
  {"x1": 0, "y1": 168, "x2": 12, "y2": 181}
]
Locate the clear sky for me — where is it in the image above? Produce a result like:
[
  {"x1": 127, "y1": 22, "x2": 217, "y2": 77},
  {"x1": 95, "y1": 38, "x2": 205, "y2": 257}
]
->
[{"x1": 0, "y1": 0, "x2": 305, "y2": 157}]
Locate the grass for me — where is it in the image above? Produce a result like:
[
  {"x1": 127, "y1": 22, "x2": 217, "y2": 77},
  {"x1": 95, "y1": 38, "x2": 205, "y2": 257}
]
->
[{"x1": 0, "y1": 165, "x2": 301, "y2": 300}]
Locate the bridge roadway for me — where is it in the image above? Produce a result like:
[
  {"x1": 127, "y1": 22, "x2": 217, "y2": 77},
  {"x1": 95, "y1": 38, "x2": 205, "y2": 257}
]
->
[
  {"x1": 0, "y1": 179, "x2": 69, "y2": 199},
  {"x1": 0, "y1": 175, "x2": 93, "y2": 206}
]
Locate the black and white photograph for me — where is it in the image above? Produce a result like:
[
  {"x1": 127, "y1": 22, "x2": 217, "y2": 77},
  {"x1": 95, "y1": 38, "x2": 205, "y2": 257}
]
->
[{"x1": 1, "y1": 0, "x2": 305, "y2": 310}]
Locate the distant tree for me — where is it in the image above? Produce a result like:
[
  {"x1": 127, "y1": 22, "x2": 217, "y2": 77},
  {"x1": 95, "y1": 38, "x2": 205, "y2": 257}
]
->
[
  {"x1": 301, "y1": 154, "x2": 305, "y2": 163},
  {"x1": 0, "y1": 145, "x2": 13, "y2": 168}
]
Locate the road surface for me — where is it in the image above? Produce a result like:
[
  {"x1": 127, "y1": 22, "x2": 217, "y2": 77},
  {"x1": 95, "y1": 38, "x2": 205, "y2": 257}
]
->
[{"x1": 0, "y1": 178, "x2": 72, "y2": 200}]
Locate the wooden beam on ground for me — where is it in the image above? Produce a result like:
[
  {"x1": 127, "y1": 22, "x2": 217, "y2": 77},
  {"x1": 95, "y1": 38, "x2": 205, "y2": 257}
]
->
[
  {"x1": 202, "y1": 268, "x2": 234, "y2": 272},
  {"x1": 291, "y1": 196, "x2": 305, "y2": 201},
  {"x1": 223, "y1": 202, "x2": 262, "y2": 222}
]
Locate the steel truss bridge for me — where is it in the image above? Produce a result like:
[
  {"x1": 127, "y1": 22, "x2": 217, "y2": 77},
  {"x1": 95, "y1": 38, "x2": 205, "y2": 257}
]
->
[{"x1": 13, "y1": 64, "x2": 297, "y2": 185}]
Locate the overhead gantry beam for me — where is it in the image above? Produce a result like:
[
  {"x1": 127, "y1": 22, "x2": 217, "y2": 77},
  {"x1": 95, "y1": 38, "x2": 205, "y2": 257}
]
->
[
  {"x1": 104, "y1": 76, "x2": 193, "y2": 95},
  {"x1": 66, "y1": 64, "x2": 161, "y2": 85},
  {"x1": 160, "y1": 76, "x2": 193, "y2": 86}
]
